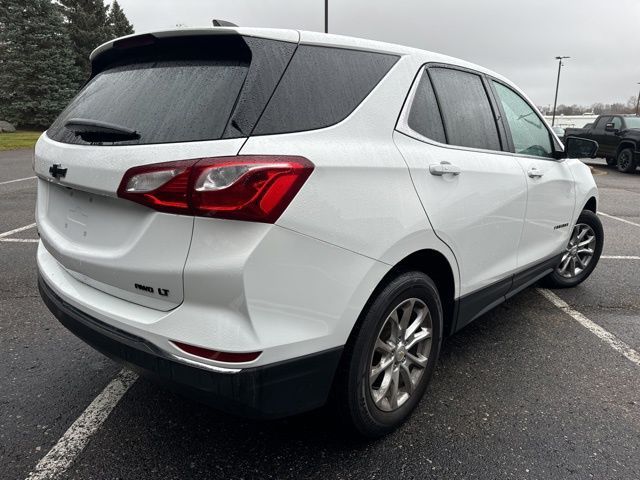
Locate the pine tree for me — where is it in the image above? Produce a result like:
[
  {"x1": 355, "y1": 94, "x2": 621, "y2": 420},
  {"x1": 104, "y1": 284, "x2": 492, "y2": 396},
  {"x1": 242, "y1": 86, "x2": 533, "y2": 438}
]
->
[
  {"x1": 57, "y1": 0, "x2": 111, "y2": 80},
  {"x1": 107, "y1": 1, "x2": 134, "y2": 38},
  {"x1": 0, "y1": 0, "x2": 80, "y2": 128}
]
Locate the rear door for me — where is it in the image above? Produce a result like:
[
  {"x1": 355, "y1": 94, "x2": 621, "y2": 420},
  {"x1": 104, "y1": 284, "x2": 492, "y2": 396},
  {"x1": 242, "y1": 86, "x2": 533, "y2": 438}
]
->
[
  {"x1": 35, "y1": 32, "x2": 298, "y2": 310},
  {"x1": 394, "y1": 66, "x2": 527, "y2": 300},
  {"x1": 489, "y1": 80, "x2": 575, "y2": 269}
]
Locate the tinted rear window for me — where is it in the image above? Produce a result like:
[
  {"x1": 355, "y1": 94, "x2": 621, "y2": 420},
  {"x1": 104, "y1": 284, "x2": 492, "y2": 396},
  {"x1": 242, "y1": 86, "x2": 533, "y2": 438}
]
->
[
  {"x1": 253, "y1": 45, "x2": 398, "y2": 135},
  {"x1": 47, "y1": 35, "x2": 296, "y2": 146},
  {"x1": 407, "y1": 70, "x2": 446, "y2": 143},
  {"x1": 48, "y1": 60, "x2": 246, "y2": 145},
  {"x1": 429, "y1": 67, "x2": 501, "y2": 151}
]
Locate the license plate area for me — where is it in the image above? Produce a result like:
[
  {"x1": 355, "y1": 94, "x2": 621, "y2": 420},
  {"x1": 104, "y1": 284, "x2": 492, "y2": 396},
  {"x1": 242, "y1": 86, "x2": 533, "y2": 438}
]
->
[{"x1": 45, "y1": 183, "x2": 144, "y2": 248}]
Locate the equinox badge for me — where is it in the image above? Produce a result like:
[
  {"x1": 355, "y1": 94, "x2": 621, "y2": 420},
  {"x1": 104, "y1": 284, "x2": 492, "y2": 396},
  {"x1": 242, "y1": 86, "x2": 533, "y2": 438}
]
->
[{"x1": 49, "y1": 164, "x2": 67, "y2": 179}]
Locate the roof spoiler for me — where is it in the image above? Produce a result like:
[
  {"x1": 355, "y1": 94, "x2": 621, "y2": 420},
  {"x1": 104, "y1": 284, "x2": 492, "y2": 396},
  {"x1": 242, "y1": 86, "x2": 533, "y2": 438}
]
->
[
  {"x1": 212, "y1": 19, "x2": 238, "y2": 27},
  {"x1": 90, "y1": 32, "x2": 249, "y2": 79}
]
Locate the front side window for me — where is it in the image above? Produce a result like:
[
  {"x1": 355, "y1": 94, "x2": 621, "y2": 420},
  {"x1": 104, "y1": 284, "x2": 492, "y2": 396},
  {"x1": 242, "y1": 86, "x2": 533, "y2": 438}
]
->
[
  {"x1": 612, "y1": 117, "x2": 623, "y2": 130},
  {"x1": 429, "y1": 68, "x2": 501, "y2": 151},
  {"x1": 492, "y1": 82, "x2": 553, "y2": 158}
]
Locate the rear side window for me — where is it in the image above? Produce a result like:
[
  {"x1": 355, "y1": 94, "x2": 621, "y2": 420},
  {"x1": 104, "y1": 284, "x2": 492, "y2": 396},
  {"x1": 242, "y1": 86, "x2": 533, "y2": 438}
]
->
[
  {"x1": 253, "y1": 45, "x2": 398, "y2": 135},
  {"x1": 47, "y1": 35, "x2": 296, "y2": 146},
  {"x1": 429, "y1": 68, "x2": 501, "y2": 151},
  {"x1": 407, "y1": 71, "x2": 446, "y2": 143}
]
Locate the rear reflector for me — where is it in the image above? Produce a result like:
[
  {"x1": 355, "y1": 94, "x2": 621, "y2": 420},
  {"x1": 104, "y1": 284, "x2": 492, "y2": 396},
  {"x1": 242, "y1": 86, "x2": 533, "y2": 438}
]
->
[
  {"x1": 117, "y1": 155, "x2": 313, "y2": 223},
  {"x1": 172, "y1": 341, "x2": 261, "y2": 363}
]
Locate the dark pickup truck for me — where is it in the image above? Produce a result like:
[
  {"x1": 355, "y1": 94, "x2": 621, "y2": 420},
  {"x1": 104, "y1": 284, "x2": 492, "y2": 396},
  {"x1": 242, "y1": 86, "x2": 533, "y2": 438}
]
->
[{"x1": 564, "y1": 115, "x2": 640, "y2": 173}]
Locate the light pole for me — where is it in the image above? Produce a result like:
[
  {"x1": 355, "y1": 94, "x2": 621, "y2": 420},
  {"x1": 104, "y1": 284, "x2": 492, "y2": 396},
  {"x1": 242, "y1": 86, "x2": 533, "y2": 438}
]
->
[
  {"x1": 324, "y1": 0, "x2": 328, "y2": 33},
  {"x1": 635, "y1": 82, "x2": 640, "y2": 116},
  {"x1": 551, "y1": 56, "x2": 570, "y2": 127}
]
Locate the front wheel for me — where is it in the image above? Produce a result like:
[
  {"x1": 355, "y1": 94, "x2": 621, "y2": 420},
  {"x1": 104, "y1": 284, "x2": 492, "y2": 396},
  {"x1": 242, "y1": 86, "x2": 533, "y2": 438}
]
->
[
  {"x1": 617, "y1": 148, "x2": 637, "y2": 173},
  {"x1": 333, "y1": 271, "x2": 442, "y2": 438},
  {"x1": 542, "y1": 210, "x2": 603, "y2": 288}
]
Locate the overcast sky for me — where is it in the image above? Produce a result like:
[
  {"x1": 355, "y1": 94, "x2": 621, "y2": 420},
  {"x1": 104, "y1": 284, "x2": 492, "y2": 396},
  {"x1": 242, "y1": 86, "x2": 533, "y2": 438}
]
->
[{"x1": 114, "y1": 0, "x2": 640, "y2": 108}]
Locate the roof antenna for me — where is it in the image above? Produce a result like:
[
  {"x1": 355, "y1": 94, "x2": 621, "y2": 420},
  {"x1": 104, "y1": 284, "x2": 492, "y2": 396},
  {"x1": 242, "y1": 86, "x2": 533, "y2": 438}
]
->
[{"x1": 212, "y1": 19, "x2": 238, "y2": 27}]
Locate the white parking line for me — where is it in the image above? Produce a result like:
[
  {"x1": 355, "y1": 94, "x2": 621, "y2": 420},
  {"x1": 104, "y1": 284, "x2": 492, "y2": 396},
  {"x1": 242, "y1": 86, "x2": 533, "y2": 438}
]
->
[
  {"x1": 0, "y1": 222, "x2": 36, "y2": 238},
  {"x1": 599, "y1": 212, "x2": 640, "y2": 228},
  {"x1": 601, "y1": 255, "x2": 640, "y2": 260},
  {"x1": 0, "y1": 238, "x2": 39, "y2": 243},
  {"x1": 538, "y1": 288, "x2": 640, "y2": 368},
  {"x1": 25, "y1": 369, "x2": 138, "y2": 480},
  {"x1": 0, "y1": 175, "x2": 36, "y2": 186}
]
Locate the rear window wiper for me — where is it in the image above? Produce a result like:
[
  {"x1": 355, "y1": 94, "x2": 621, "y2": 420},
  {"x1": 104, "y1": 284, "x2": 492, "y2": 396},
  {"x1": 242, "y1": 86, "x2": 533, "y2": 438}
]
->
[{"x1": 64, "y1": 118, "x2": 140, "y2": 142}]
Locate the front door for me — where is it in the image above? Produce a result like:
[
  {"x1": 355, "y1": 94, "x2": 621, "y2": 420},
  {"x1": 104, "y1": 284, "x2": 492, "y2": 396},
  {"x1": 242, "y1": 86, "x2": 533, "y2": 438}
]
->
[{"x1": 490, "y1": 81, "x2": 576, "y2": 269}]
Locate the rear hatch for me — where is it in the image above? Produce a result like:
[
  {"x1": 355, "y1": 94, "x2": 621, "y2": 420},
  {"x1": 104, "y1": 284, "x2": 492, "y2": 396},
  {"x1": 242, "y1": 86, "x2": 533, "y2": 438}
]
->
[{"x1": 35, "y1": 30, "x2": 299, "y2": 311}]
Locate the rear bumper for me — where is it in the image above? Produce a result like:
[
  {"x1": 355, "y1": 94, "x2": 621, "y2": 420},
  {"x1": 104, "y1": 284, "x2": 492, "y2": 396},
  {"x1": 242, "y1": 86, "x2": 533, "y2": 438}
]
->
[{"x1": 38, "y1": 274, "x2": 343, "y2": 419}]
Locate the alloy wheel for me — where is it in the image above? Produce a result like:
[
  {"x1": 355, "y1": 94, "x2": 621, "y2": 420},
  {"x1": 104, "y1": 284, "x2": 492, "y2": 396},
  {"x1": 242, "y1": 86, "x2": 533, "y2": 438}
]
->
[
  {"x1": 619, "y1": 150, "x2": 632, "y2": 170},
  {"x1": 368, "y1": 298, "x2": 432, "y2": 412},
  {"x1": 557, "y1": 223, "x2": 596, "y2": 278}
]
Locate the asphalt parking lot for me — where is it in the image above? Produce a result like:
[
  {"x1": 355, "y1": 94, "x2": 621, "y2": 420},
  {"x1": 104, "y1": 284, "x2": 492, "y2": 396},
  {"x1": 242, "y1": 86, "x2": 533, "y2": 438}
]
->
[{"x1": 1, "y1": 149, "x2": 639, "y2": 480}]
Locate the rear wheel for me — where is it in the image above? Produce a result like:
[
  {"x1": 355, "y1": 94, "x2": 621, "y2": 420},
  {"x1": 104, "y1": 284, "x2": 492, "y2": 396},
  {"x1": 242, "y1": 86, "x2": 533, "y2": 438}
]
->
[
  {"x1": 542, "y1": 210, "x2": 603, "y2": 288},
  {"x1": 617, "y1": 148, "x2": 637, "y2": 173},
  {"x1": 333, "y1": 271, "x2": 442, "y2": 438}
]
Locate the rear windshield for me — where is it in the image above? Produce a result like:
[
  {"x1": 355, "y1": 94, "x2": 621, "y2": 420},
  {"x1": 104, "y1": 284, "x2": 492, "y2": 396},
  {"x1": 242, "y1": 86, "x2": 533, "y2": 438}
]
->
[
  {"x1": 48, "y1": 60, "x2": 246, "y2": 145},
  {"x1": 46, "y1": 35, "x2": 296, "y2": 146}
]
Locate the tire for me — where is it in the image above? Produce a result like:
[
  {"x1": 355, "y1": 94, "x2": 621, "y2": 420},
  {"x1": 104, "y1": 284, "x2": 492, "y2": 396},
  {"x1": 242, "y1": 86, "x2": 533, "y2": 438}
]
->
[
  {"x1": 542, "y1": 210, "x2": 603, "y2": 289},
  {"x1": 617, "y1": 147, "x2": 637, "y2": 173},
  {"x1": 605, "y1": 156, "x2": 616, "y2": 166},
  {"x1": 333, "y1": 271, "x2": 442, "y2": 438}
]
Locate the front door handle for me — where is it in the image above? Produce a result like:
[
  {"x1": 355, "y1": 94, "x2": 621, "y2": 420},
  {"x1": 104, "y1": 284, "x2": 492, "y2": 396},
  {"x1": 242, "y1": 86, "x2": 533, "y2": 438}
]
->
[
  {"x1": 429, "y1": 161, "x2": 461, "y2": 176},
  {"x1": 527, "y1": 167, "x2": 544, "y2": 178}
]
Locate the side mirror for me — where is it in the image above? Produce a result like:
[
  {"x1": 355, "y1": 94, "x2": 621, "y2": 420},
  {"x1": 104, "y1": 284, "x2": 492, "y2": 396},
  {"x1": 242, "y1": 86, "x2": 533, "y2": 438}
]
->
[
  {"x1": 562, "y1": 136, "x2": 599, "y2": 159},
  {"x1": 605, "y1": 123, "x2": 618, "y2": 133}
]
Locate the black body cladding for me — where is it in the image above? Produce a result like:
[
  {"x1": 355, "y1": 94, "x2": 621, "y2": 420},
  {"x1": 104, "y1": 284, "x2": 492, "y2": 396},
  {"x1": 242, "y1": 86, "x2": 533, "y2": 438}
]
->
[
  {"x1": 39, "y1": 274, "x2": 343, "y2": 419},
  {"x1": 453, "y1": 254, "x2": 562, "y2": 333}
]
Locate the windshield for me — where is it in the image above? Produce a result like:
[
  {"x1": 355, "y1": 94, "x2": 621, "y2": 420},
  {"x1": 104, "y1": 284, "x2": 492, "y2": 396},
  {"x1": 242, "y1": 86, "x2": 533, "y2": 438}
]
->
[{"x1": 624, "y1": 117, "x2": 640, "y2": 129}]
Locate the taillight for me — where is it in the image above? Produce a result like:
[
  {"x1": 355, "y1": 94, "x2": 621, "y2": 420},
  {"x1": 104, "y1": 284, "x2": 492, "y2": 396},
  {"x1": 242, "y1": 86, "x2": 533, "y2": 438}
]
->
[{"x1": 117, "y1": 156, "x2": 314, "y2": 223}]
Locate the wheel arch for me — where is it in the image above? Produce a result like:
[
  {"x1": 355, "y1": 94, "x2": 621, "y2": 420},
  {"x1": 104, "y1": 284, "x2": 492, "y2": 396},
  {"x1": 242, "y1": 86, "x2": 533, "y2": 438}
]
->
[
  {"x1": 616, "y1": 140, "x2": 637, "y2": 156},
  {"x1": 388, "y1": 249, "x2": 456, "y2": 336},
  {"x1": 583, "y1": 196, "x2": 597, "y2": 213},
  {"x1": 347, "y1": 249, "x2": 458, "y2": 347}
]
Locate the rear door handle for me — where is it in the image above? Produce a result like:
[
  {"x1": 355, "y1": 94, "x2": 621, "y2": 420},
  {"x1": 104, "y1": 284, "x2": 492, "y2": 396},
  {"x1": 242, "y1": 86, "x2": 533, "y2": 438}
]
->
[
  {"x1": 429, "y1": 161, "x2": 461, "y2": 176},
  {"x1": 527, "y1": 167, "x2": 544, "y2": 178}
]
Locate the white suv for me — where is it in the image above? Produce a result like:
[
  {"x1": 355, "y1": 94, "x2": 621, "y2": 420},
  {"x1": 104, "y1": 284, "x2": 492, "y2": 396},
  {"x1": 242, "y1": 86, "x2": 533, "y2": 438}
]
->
[{"x1": 35, "y1": 28, "x2": 603, "y2": 437}]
